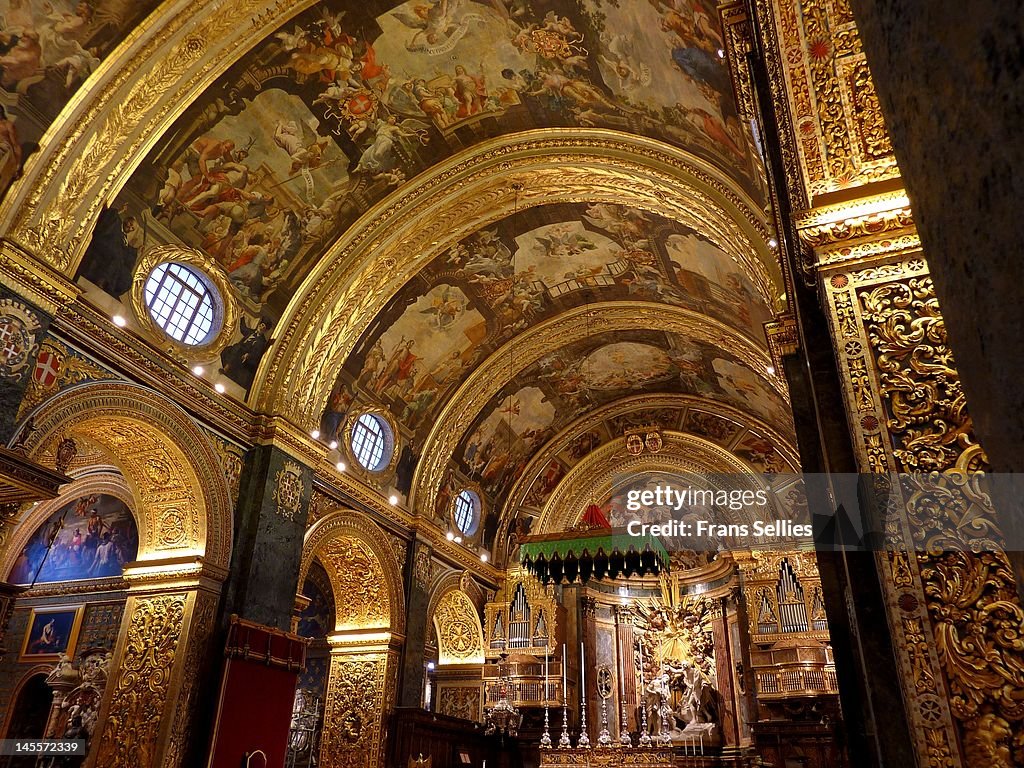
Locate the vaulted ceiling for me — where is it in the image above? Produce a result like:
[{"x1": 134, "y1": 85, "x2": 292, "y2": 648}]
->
[{"x1": 3, "y1": 0, "x2": 795, "y2": 553}]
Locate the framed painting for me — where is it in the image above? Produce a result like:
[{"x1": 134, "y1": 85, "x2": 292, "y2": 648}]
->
[{"x1": 19, "y1": 605, "x2": 85, "y2": 662}]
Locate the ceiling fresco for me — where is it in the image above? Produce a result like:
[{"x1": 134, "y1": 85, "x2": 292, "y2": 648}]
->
[
  {"x1": 0, "y1": 0, "x2": 164, "y2": 197},
  {"x1": 317, "y1": 200, "x2": 775, "y2": 440},
  {"x1": 490, "y1": 399, "x2": 798, "y2": 560},
  {"x1": 71, "y1": 0, "x2": 767, "y2": 387},
  {"x1": 431, "y1": 327, "x2": 790, "y2": 537}
]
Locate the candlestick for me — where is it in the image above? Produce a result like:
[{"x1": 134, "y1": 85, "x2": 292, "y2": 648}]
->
[
  {"x1": 577, "y1": 640, "x2": 591, "y2": 748},
  {"x1": 619, "y1": 690, "x2": 632, "y2": 747},
  {"x1": 558, "y1": 644, "x2": 571, "y2": 748},
  {"x1": 638, "y1": 658, "x2": 652, "y2": 747},
  {"x1": 540, "y1": 648, "x2": 552, "y2": 748}
]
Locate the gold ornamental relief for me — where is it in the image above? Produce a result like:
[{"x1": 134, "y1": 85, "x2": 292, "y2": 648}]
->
[
  {"x1": 4, "y1": 0, "x2": 322, "y2": 271},
  {"x1": 434, "y1": 590, "x2": 484, "y2": 664},
  {"x1": 93, "y1": 593, "x2": 188, "y2": 768},
  {"x1": 321, "y1": 653, "x2": 390, "y2": 768},
  {"x1": 254, "y1": 131, "x2": 779, "y2": 417},
  {"x1": 319, "y1": 538, "x2": 390, "y2": 632}
]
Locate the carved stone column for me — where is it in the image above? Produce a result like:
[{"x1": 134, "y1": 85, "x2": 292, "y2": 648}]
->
[
  {"x1": 86, "y1": 557, "x2": 224, "y2": 768},
  {"x1": 613, "y1": 605, "x2": 636, "y2": 733},
  {"x1": 397, "y1": 539, "x2": 431, "y2": 707},
  {"x1": 221, "y1": 444, "x2": 313, "y2": 630},
  {"x1": 321, "y1": 633, "x2": 402, "y2": 768}
]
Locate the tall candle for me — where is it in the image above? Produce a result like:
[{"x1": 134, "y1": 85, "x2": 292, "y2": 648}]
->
[
  {"x1": 562, "y1": 643, "x2": 567, "y2": 695},
  {"x1": 580, "y1": 641, "x2": 585, "y2": 690}
]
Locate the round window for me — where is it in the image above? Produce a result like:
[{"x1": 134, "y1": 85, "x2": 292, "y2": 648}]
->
[
  {"x1": 350, "y1": 413, "x2": 394, "y2": 472},
  {"x1": 143, "y1": 262, "x2": 219, "y2": 345},
  {"x1": 454, "y1": 489, "x2": 481, "y2": 536}
]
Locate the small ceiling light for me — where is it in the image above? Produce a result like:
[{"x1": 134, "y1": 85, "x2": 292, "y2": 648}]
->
[
  {"x1": 427, "y1": 662, "x2": 435, "y2": 671},
  {"x1": 389, "y1": 495, "x2": 399, "y2": 505},
  {"x1": 328, "y1": 440, "x2": 338, "y2": 450},
  {"x1": 717, "y1": 48, "x2": 725, "y2": 58},
  {"x1": 112, "y1": 314, "x2": 127, "y2": 327},
  {"x1": 335, "y1": 461, "x2": 346, "y2": 472},
  {"x1": 214, "y1": 382, "x2": 226, "y2": 394},
  {"x1": 480, "y1": 552, "x2": 489, "y2": 563},
  {"x1": 446, "y1": 531, "x2": 455, "y2": 541},
  {"x1": 766, "y1": 365, "x2": 776, "y2": 376},
  {"x1": 310, "y1": 429, "x2": 320, "y2": 440},
  {"x1": 454, "y1": 535, "x2": 463, "y2": 544},
  {"x1": 191, "y1": 365, "x2": 204, "y2": 376},
  {"x1": 768, "y1": 237, "x2": 779, "y2": 248}
]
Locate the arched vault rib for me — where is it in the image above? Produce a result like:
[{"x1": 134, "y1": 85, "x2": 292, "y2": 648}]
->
[
  {"x1": 252, "y1": 131, "x2": 780, "y2": 422},
  {"x1": 493, "y1": 393, "x2": 800, "y2": 554},
  {"x1": 0, "y1": 0, "x2": 321, "y2": 270},
  {"x1": 535, "y1": 431, "x2": 770, "y2": 535},
  {"x1": 407, "y1": 300, "x2": 784, "y2": 521}
]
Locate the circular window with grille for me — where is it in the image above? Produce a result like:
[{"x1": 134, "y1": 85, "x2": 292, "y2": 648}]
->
[
  {"x1": 349, "y1": 413, "x2": 394, "y2": 472},
  {"x1": 453, "y1": 489, "x2": 481, "y2": 536},
  {"x1": 143, "y1": 262, "x2": 220, "y2": 346}
]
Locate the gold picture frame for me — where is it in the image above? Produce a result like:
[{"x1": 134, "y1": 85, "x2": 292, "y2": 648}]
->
[{"x1": 19, "y1": 605, "x2": 85, "y2": 662}]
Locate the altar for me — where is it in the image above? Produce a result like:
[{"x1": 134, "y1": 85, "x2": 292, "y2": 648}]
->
[{"x1": 538, "y1": 747, "x2": 674, "y2": 767}]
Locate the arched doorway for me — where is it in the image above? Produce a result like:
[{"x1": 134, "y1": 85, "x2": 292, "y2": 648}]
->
[
  {"x1": 2, "y1": 672, "x2": 53, "y2": 768},
  {"x1": 299, "y1": 510, "x2": 405, "y2": 768}
]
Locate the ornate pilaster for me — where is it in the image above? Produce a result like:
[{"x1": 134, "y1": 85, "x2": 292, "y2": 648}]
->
[
  {"x1": 321, "y1": 633, "x2": 401, "y2": 768},
  {"x1": 820, "y1": 255, "x2": 1024, "y2": 767},
  {"x1": 613, "y1": 605, "x2": 636, "y2": 734},
  {"x1": 221, "y1": 444, "x2": 313, "y2": 630},
  {"x1": 86, "y1": 557, "x2": 224, "y2": 768}
]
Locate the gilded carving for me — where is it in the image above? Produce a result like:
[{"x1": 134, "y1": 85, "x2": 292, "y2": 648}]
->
[
  {"x1": 17, "y1": 382, "x2": 232, "y2": 569},
  {"x1": 321, "y1": 652, "x2": 395, "y2": 768},
  {"x1": 164, "y1": 590, "x2": 219, "y2": 767},
  {"x1": 410, "y1": 303, "x2": 782, "y2": 519},
  {"x1": 0, "y1": 298, "x2": 42, "y2": 379},
  {"x1": 859, "y1": 278, "x2": 982, "y2": 472},
  {"x1": 300, "y1": 511, "x2": 406, "y2": 635},
  {"x1": 433, "y1": 590, "x2": 484, "y2": 665},
  {"x1": 319, "y1": 538, "x2": 389, "y2": 632},
  {"x1": 4, "y1": 0, "x2": 321, "y2": 271},
  {"x1": 93, "y1": 593, "x2": 188, "y2": 768},
  {"x1": 437, "y1": 686, "x2": 481, "y2": 722}
]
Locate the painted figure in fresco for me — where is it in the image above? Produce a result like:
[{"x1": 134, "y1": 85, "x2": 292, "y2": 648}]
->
[
  {"x1": 598, "y1": 34, "x2": 652, "y2": 90},
  {"x1": 0, "y1": 105, "x2": 24, "y2": 197},
  {"x1": 220, "y1": 316, "x2": 272, "y2": 390},
  {"x1": 391, "y1": 0, "x2": 480, "y2": 53},
  {"x1": 451, "y1": 64, "x2": 487, "y2": 118},
  {"x1": 354, "y1": 115, "x2": 428, "y2": 175},
  {"x1": 76, "y1": 206, "x2": 141, "y2": 297}
]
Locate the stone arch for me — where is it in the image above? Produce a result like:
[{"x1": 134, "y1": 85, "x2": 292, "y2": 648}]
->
[
  {"x1": 252, "y1": 130, "x2": 779, "y2": 423},
  {"x1": 13, "y1": 381, "x2": 232, "y2": 570},
  {"x1": 301, "y1": 510, "x2": 406, "y2": 768},
  {"x1": 536, "y1": 431, "x2": 772, "y2": 535},
  {"x1": 407, "y1": 301, "x2": 781, "y2": 520},
  {"x1": 7, "y1": 381, "x2": 232, "y2": 768},
  {"x1": 301, "y1": 509, "x2": 406, "y2": 636}
]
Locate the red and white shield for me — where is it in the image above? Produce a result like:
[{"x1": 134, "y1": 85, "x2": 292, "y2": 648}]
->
[{"x1": 33, "y1": 349, "x2": 63, "y2": 388}]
